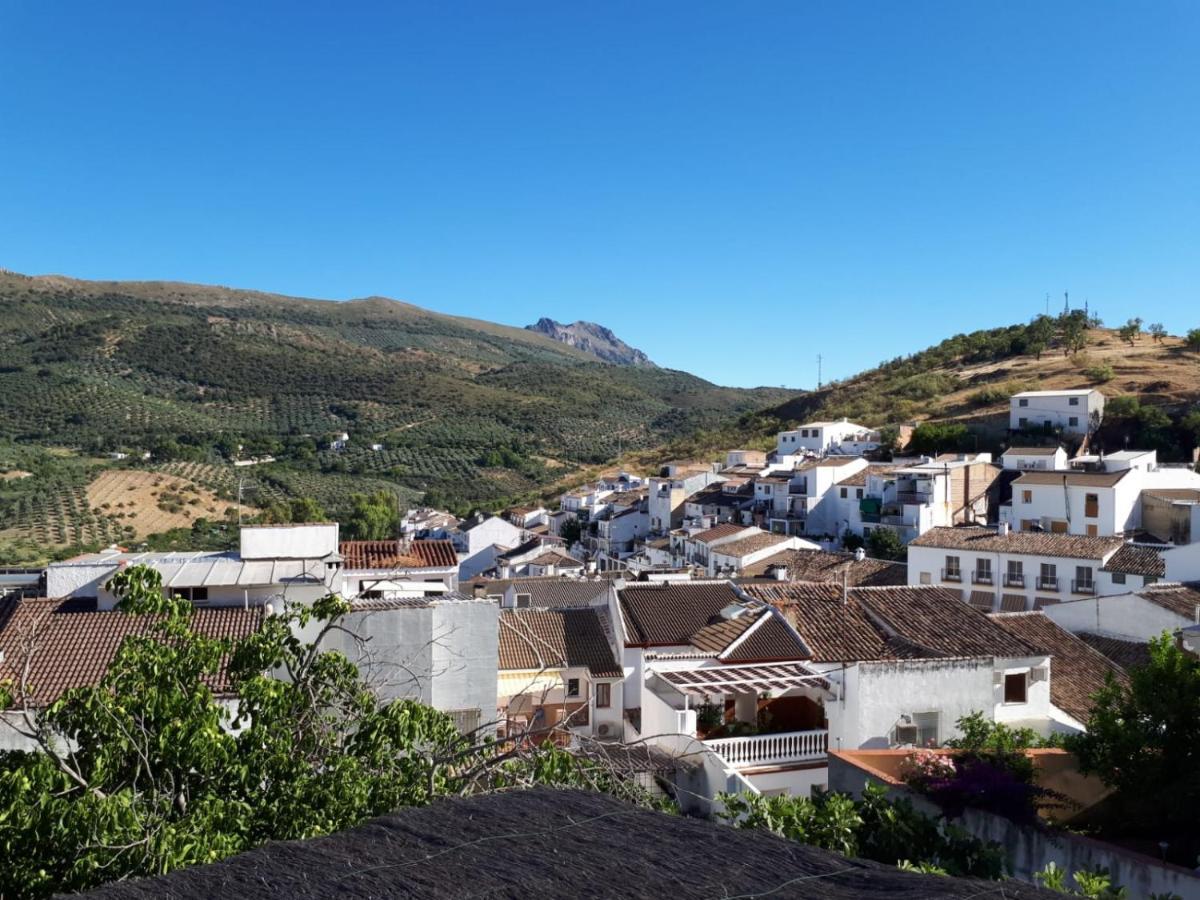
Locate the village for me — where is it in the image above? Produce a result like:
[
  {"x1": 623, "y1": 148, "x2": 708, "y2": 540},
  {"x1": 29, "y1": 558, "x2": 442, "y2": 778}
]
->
[{"x1": 4, "y1": 384, "x2": 1200, "y2": 896}]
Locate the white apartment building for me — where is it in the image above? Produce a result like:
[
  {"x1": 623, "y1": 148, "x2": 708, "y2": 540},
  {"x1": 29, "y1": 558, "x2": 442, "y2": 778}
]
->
[
  {"x1": 1010, "y1": 389, "x2": 1105, "y2": 436},
  {"x1": 859, "y1": 454, "x2": 999, "y2": 545},
  {"x1": 649, "y1": 468, "x2": 723, "y2": 534},
  {"x1": 906, "y1": 525, "x2": 1157, "y2": 612}
]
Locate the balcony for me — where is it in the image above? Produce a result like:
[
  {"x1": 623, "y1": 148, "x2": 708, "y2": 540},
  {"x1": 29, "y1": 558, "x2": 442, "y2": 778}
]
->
[
  {"x1": 1004, "y1": 574, "x2": 1026, "y2": 588},
  {"x1": 897, "y1": 491, "x2": 932, "y2": 506},
  {"x1": 1071, "y1": 580, "x2": 1096, "y2": 595},
  {"x1": 704, "y1": 729, "x2": 828, "y2": 769},
  {"x1": 941, "y1": 568, "x2": 962, "y2": 583},
  {"x1": 1037, "y1": 577, "x2": 1059, "y2": 591},
  {"x1": 971, "y1": 571, "x2": 994, "y2": 585}
]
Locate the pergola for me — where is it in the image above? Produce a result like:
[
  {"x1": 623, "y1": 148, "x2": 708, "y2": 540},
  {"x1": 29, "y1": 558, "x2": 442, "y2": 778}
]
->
[{"x1": 650, "y1": 662, "x2": 830, "y2": 699}]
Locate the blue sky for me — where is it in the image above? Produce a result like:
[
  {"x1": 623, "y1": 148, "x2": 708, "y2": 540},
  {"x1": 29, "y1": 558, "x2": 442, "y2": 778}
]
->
[{"x1": 1, "y1": 2, "x2": 1196, "y2": 388}]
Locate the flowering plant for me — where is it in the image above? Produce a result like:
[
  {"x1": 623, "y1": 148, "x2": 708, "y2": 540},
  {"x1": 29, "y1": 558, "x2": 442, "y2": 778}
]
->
[{"x1": 899, "y1": 749, "x2": 957, "y2": 785}]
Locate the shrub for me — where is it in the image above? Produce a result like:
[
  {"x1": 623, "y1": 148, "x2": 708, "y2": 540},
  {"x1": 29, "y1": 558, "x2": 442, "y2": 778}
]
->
[{"x1": 1083, "y1": 363, "x2": 1115, "y2": 383}]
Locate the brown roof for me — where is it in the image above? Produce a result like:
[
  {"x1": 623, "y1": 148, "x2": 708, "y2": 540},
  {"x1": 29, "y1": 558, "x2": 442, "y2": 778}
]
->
[
  {"x1": 528, "y1": 550, "x2": 583, "y2": 568},
  {"x1": 1143, "y1": 488, "x2": 1200, "y2": 503},
  {"x1": 1134, "y1": 583, "x2": 1200, "y2": 620},
  {"x1": 1014, "y1": 470, "x2": 1130, "y2": 487},
  {"x1": 497, "y1": 608, "x2": 621, "y2": 677},
  {"x1": 988, "y1": 612, "x2": 1127, "y2": 723},
  {"x1": 0, "y1": 597, "x2": 264, "y2": 706},
  {"x1": 739, "y1": 549, "x2": 908, "y2": 587},
  {"x1": 710, "y1": 532, "x2": 790, "y2": 559},
  {"x1": 690, "y1": 523, "x2": 750, "y2": 544},
  {"x1": 836, "y1": 465, "x2": 901, "y2": 487},
  {"x1": 472, "y1": 577, "x2": 609, "y2": 609},
  {"x1": 909, "y1": 527, "x2": 1125, "y2": 560},
  {"x1": 743, "y1": 583, "x2": 1037, "y2": 663},
  {"x1": 815, "y1": 457, "x2": 862, "y2": 468},
  {"x1": 1099, "y1": 544, "x2": 1166, "y2": 577},
  {"x1": 1003, "y1": 447, "x2": 1061, "y2": 456},
  {"x1": 340, "y1": 539, "x2": 457, "y2": 569},
  {"x1": 1077, "y1": 633, "x2": 1152, "y2": 670},
  {"x1": 618, "y1": 582, "x2": 747, "y2": 649}
]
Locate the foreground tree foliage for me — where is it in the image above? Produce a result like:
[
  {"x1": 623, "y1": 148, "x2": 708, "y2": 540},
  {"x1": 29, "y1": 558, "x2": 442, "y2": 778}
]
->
[{"x1": 0, "y1": 566, "x2": 655, "y2": 899}]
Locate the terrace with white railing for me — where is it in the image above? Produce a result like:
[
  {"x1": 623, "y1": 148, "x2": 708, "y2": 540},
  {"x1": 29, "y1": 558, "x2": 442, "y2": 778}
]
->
[{"x1": 703, "y1": 729, "x2": 828, "y2": 769}]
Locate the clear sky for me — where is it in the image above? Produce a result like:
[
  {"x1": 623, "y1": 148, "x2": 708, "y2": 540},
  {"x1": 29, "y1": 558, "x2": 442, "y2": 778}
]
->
[{"x1": 1, "y1": 2, "x2": 1196, "y2": 388}]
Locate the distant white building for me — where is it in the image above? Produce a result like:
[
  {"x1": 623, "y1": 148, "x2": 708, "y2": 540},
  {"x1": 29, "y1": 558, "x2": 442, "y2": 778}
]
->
[
  {"x1": 1000, "y1": 446, "x2": 1069, "y2": 471},
  {"x1": 1010, "y1": 389, "x2": 1104, "y2": 436},
  {"x1": 776, "y1": 420, "x2": 881, "y2": 459}
]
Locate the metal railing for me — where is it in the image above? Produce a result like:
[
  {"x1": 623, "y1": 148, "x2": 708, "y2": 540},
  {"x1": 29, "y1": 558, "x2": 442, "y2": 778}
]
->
[
  {"x1": 704, "y1": 729, "x2": 828, "y2": 768},
  {"x1": 972, "y1": 571, "x2": 994, "y2": 585},
  {"x1": 1037, "y1": 576, "x2": 1059, "y2": 591},
  {"x1": 941, "y1": 568, "x2": 962, "y2": 582},
  {"x1": 1071, "y1": 580, "x2": 1096, "y2": 595},
  {"x1": 1004, "y1": 574, "x2": 1025, "y2": 588}
]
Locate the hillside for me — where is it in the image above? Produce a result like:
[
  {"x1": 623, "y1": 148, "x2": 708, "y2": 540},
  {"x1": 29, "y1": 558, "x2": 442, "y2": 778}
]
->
[
  {"x1": 525, "y1": 318, "x2": 655, "y2": 366},
  {"x1": 0, "y1": 269, "x2": 793, "y2": 560}
]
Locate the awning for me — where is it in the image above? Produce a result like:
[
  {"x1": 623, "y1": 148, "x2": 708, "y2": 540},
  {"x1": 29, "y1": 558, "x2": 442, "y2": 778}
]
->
[
  {"x1": 650, "y1": 662, "x2": 830, "y2": 697},
  {"x1": 498, "y1": 671, "x2": 564, "y2": 702}
]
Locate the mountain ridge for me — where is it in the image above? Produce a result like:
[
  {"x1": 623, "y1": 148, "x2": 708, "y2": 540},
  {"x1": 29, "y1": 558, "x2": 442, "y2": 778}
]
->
[{"x1": 525, "y1": 317, "x2": 655, "y2": 367}]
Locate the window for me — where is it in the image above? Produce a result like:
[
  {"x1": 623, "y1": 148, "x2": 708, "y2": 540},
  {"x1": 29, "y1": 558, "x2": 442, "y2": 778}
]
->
[
  {"x1": 1004, "y1": 673, "x2": 1028, "y2": 704},
  {"x1": 447, "y1": 708, "x2": 481, "y2": 735},
  {"x1": 1085, "y1": 493, "x2": 1099, "y2": 518},
  {"x1": 856, "y1": 488, "x2": 863, "y2": 499},
  {"x1": 566, "y1": 678, "x2": 580, "y2": 699},
  {"x1": 973, "y1": 558, "x2": 993, "y2": 584},
  {"x1": 1111, "y1": 571, "x2": 1126, "y2": 585},
  {"x1": 839, "y1": 487, "x2": 848, "y2": 499},
  {"x1": 914, "y1": 712, "x2": 939, "y2": 747},
  {"x1": 1021, "y1": 490, "x2": 1032, "y2": 504},
  {"x1": 1069, "y1": 396, "x2": 1080, "y2": 406},
  {"x1": 943, "y1": 555, "x2": 961, "y2": 581},
  {"x1": 515, "y1": 593, "x2": 532, "y2": 608},
  {"x1": 1019, "y1": 417, "x2": 1029, "y2": 428},
  {"x1": 1074, "y1": 566, "x2": 1095, "y2": 593},
  {"x1": 1039, "y1": 563, "x2": 1058, "y2": 590},
  {"x1": 170, "y1": 587, "x2": 209, "y2": 603},
  {"x1": 1144, "y1": 576, "x2": 1158, "y2": 585},
  {"x1": 1005, "y1": 560, "x2": 1024, "y2": 587},
  {"x1": 595, "y1": 682, "x2": 611, "y2": 708},
  {"x1": 1068, "y1": 416, "x2": 1079, "y2": 428},
  {"x1": 1019, "y1": 398, "x2": 1029, "y2": 408},
  {"x1": 1086, "y1": 524, "x2": 1098, "y2": 537}
]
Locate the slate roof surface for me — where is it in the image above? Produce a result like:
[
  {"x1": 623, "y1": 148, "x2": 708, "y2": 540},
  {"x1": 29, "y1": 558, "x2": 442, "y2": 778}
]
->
[
  {"x1": 988, "y1": 612, "x2": 1128, "y2": 723},
  {"x1": 909, "y1": 527, "x2": 1125, "y2": 560},
  {"x1": 739, "y1": 549, "x2": 908, "y2": 586},
  {"x1": 497, "y1": 608, "x2": 621, "y2": 677},
  {"x1": 72, "y1": 788, "x2": 1060, "y2": 900},
  {"x1": 1099, "y1": 544, "x2": 1166, "y2": 577},
  {"x1": 743, "y1": 583, "x2": 1036, "y2": 663},
  {"x1": 0, "y1": 597, "x2": 263, "y2": 706}
]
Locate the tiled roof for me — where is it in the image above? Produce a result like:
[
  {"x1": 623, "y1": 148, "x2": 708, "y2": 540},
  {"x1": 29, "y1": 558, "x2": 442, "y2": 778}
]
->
[
  {"x1": 836, "y1": 465, "x2": 901, "y2": 487},
  {"x1": 618, "y1": 582, "x2": 745, "y2": 648},
  {"x1": 690, "y1": 612, "x2": 759, "y2": 655},
  {"x1": 711, "y1": 532, "x2": 790, "y2": 559},
  {"x1": 1014, "y1": 470, "x2": 1130, "y2": 488},
  {"x1": 1143, "y1": 488, "x2": 1200, "y2": 503},
  {"x1": 690, "y1": 523, "x2": 750, "y2": 544},
  {"x1": 988, "y1": 612, "x2": 1127, "y2": 723},
  {"x1": 0, "y1": 597, "x2": 264, "y2": 706},
  {"x1": 1002, "y1": 447, "x2": 1061, "y2": 456},
  {"x1": 472, "y1": 577, "x2": 609, "y2": 609},
  {"x1": 814, "y1": 457, "x2": 862, "y2": 468},
  {"x1": 1099, "y1": 544, "x2": 1165, "y2": 577},
  {"x1": 1077, "y1": 633, "x2": 1152, "y2": 670},
  {"x1": 497, "y1": 608, "x2": 621, "y2": 677},
  {"x1": 528, "y1": 550, "x2": 583, "y2": 568},
  {"x1": 1134, "y1": 583, "x2": 1200, "y2": 620},
  {"x1": 340, "y1": 539, "x2": 458, "y2": 569},
  {"x1": 743, "y1": 583, "x2": 1037, "y2": 663},
  {"x1": 909, "y1": 527, "x2": 1125, "y2": 560},
  {"x1": 723, "y1": 612, "x2": 812, "y2": 662},
  {"x1": 739, "y1": 549, "x2": 907, "y2": 587}
]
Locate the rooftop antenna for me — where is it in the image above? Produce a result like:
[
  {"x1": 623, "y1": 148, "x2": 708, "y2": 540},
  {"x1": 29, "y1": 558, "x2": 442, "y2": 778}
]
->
[
  {"x1": 817, "y1": 354, "x2": 823, "y2": 389},
  {"x1": 1063, "y1": 291, "x2": 1069, "y2": 313},
  {"x1": 1044, "y1": 293, "x2": 1050, "y2": 317}
]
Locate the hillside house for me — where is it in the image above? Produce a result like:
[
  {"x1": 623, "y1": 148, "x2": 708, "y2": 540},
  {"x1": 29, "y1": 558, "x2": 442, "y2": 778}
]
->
[
  {"x1": 775, "y1": 420, "x2": 882, "y2": 459},
  {"x1": 1010, "y1": 389, "x2": 1105, "y2": 436},
  {"x1": 755, "y1": 457, "x2": 869, "y2": 537},
  {"x1": 1001, "y1": 446, "x2": 1069, "y2": 471},
  {"x1": 648, "y1": 468, "x2": 723, "y2": 534},
  {"x1": 589, "y1": 498, "x2": 649, "y2": 564},
  {"x1": 453, "y1": 514, "x2": 527, "y2": 580},
  {"x1": 45, "y1": 523, "x2": 344, "y2": 610},
  {"x1": 682, "y1": 479, "x2": 755, "y2": 525},
  {"x1": 859, "y1": 454, "x2": 999, "y2": 545},
  {"x1": 906, "y1": 526, "x2": 1153, "y2": 612},
  {"x1": 707, "y1": 531, "x2": 816, "y2": 577}
]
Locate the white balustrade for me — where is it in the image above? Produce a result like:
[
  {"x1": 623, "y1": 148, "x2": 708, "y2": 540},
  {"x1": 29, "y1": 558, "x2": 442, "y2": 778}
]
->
[{"x1": 703, "y1": 729, "x2": 828, "y2": 768}]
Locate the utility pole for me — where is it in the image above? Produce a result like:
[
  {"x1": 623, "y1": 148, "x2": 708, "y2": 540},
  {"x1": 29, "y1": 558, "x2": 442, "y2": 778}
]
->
[
  {"x1": 817, "y1": 354, "x2": 823, "y2": 389},
  {"x1": 1064, "y1": 291, "x2": 1069, "y2": 313}
]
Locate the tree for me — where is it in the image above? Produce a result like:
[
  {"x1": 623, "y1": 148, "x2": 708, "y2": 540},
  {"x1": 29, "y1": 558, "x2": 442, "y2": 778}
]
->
[
  {"x1": 1147, "y1": 322, "x2": 1166, "y2": 343},
  {"x1": 1186, "y1": 328, "x2": 1200, "y2": 352},
  {"x1": 289, "y1": 496, "x2": 326, "y2": 523},
  {"x1": 0, "y1": 566, "x2": 655, "y2": 897},
  {"x1": 1026, "y1": 315, "x2": 1055, "y2": 361},
  {"x1": 345, "y1": 490, "x2": 401, "y2": 540},
  {"x1": 866, "y1": 528, "x2": 906, "y2": 561},
  {"x1": 1117, "y1": 318, "x2": 1142, "y2": 347},
  {"x1": 1057, "y1": 311, "x2": 1088, "y2": 357},
  {"x1": 558, "y1": 516, "x2": 582, "y2": 547},
  {"x1": 1066, "y1": 633, "x2": 1200, "y2": 836}
]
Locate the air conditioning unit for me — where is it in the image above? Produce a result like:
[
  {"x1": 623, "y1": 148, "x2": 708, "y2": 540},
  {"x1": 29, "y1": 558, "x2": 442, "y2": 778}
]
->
[
  {"x1": 596, "y1": 723, "x2": 615, "y2": 739},
  {"x1": 894, "y1": 724, "x2": 918, "y2": 746}
]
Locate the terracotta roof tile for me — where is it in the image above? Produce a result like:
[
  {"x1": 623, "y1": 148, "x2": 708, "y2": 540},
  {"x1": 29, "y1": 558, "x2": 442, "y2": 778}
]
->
[
  {"x1": 340, "y1": 539, "x2": 457, "y2": 569},
  {"x1": 690, "y1": 524, "x2": 750, "y2": 544},
  {"x1": 1077, "y1": 633, "x2": 1152, "y2": 670},
  {"x1": 711, "y1": 532, "x2": 791, "y2": 558},
  {"x1": 497, "y1": 608, "x2": 621, "y2": 677},
  {"x1": 1100, "y1": 544, "x2": 1166, "y2": 577},
  {"x1": 618, "y1": 582, "x2": 746, "y2": 649},
  {"x1": 738, "y1": 549, "x2": 907, "y2": 586},
  {"x1": 472, "y1": 577, "x2": 609, "y2": 609},
  {"x1": 988, "y1": 612, "x2": 1127, "y2": 723},
  {"x1": 1013, "y1": 470, "x2": 1130, "y2": 487},
  {"x1": 910, "y1": 527, "x2": 1125, "y2": 560},
  {"x1": 0, "y1": 597, "x2": 263, "y2": 706},
  {"x1": 1134, "y1": 583, "x2": 1200, "y2": 620}
]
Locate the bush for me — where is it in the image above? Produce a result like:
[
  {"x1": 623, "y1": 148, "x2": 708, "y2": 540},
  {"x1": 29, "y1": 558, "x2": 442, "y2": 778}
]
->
[
  {"x1": 1186, "y1": 328, "x2": 1200, "y2": 352},
  {"x1": 1082, "y1": 363, "x2": 1115, "y2": 383}
]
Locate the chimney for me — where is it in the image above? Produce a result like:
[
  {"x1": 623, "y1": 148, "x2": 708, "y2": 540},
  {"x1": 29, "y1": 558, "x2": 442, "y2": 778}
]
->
[
  {"x1": 773, "y1": 565, "x2": 789, "y2": 582},
  {"x1": 853, "y1": 547, "x2": 866, "y2": 562},
  {"x1": 997, "y1": 522, "x2": 1010, "y2": 537},
  {"x1": 472, "y1": 582, "x2": 487, "y2": 600}
]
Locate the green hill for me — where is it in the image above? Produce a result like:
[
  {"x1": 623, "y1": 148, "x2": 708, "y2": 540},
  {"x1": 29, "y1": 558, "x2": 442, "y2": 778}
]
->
[{"x1": 0, "y1": 270, "x2": 794, "y2": 558}]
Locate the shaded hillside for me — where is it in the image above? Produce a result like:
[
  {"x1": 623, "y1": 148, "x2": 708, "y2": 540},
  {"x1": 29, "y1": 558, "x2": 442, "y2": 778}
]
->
[{"x1": 0, "y1": 270, "x2": 792, "y2": 534}]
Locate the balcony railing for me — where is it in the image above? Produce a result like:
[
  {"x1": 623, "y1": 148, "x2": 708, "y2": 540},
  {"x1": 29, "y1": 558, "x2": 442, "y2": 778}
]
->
[
  {"x1": 971, "y1": 571, "x2": 994, "y2": 585},
  {"x1": 897, "y1": 491, "x2": 932, "y2": 506},
  {"x1": 1037, "y1": 576, "x2": 1059, "y2": 591},
  {"x1": 1004, "y1": 574, "x2": 1026, "y2": 588},
  {"x1": 1071, "y1": 580, "x2": 1096, "y2": 595},
  {"x1": 704, "y1": 729, "x2": 828, "y2": 769},
  {"x1": 941, "y1": 569, "x2": 962, "y2": 582}
]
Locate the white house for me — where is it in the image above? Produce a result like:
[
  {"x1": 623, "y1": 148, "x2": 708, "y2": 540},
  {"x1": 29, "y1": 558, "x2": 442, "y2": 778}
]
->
[
  {"x1": 708, "y1": 532, "x2": 817, "y2": 577},
  {"x1": 906, "y1": 525, "x2": 1150, "y2": 612},
  {"x1": 648, "y1": 468, "x2": 723, "y2": 534},
  {"x1": 453, "y1": 514, "x2": 527, "y2": 580},
  {"x1": 45, "y1": 523, "x2": 344, "y2": 610},
  {"x1": 776, "y1": 420, "x2": 881, "y2": 459},
  {"x1": 339, "y1": 538, "x2": 460, "y2": 601},
  {"x1": 1043, "y1": 583, "x2": 1200, "y2": 644},
  {"x1": 859, "y1": 454, "x2": 999, "y2": 545},
  {"x1": 1000, "y1": 446, "x2": 1069, "y2": 471},
  {"x1": 756, "y1": 457, "x2": 869, "y2": 537},
  {"x1": 1010, "y1": 389, "x2": 1104, "y2": 436}
]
